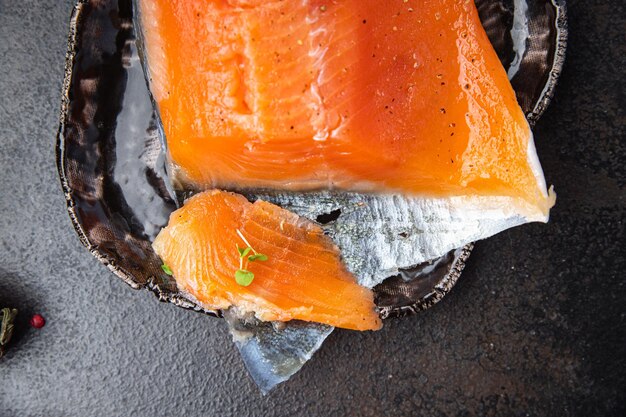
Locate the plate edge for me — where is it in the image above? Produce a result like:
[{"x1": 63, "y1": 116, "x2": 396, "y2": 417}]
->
[
  {"x1": 527, "y1": 0, "x2": 569, "y2": 125},
  {"x1": 55, "y1": 0, "x2": 144, "y2": 290}
]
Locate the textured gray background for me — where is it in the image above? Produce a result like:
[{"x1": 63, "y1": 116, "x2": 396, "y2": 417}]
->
[{"x1": 0, "y1": 0, "x2": 624, "y2": 416}]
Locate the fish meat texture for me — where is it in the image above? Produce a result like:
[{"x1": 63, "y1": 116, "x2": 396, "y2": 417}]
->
[
  {"x1": 152, "y1": 190, "x2": 382, "y2": 331},
  {"x1": 137, "y1": 0, "x2": 554, "y2": 219}
]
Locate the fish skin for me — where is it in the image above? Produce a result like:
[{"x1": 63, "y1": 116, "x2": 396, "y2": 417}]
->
[
  {"x1": 249, "y1": 190, "x2": 546, "y2": 288},
  {"x1": 223, "y1": 309, "x2": 333, "y2": 395}
]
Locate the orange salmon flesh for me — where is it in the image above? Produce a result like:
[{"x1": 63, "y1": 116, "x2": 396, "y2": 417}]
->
[
  {"x1": 139, "y1": 0, "x2": 551, "y2": 210},
  {"x1": 152, "y1": 190, "x2": 383, "y2": 331}
]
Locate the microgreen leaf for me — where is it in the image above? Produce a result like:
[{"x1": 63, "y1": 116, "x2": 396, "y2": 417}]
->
[
  {"x1": 161, "y1": 264, "x2": 173, "y2": 276},
  {"x1": 238, "y1": 247, "x2": 252, "y2": 258},
  {"x1": 234, "y1": 231, "x2": 267, "y2": 284},
  {"x1": 235, "y1": 269, "x2": 254, "y2": 286},
  {"x1": 248, "y1": 253, "x2": 268, "y2": 262}
]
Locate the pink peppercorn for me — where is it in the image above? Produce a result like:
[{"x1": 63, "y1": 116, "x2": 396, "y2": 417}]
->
[{"x1": 30, "y1": 314, "x2": 45, "y2": 329}]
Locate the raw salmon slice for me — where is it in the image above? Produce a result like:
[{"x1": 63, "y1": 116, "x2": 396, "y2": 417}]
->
[
  {"x1": 152, "y1": 190, "x2": 382, "y2": 331},
  {"x1": 138, "y1": 0, "x2": 553, "y2": 213}
]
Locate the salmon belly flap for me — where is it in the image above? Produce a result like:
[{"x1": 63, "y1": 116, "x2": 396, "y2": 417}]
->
[
  {"x1": 139, "y1": 0, "x2": 553, "y2": 212},
  {"x1": 152, "y1": 190, "x2": 382, "y2": 331}
]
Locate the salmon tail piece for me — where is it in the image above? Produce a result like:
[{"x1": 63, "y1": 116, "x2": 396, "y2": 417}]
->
[{"x1": 152, "y1": 190, "x2": 382, "y2": 331}]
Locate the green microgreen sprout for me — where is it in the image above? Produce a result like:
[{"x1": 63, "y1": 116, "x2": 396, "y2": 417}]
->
[
  {"x1": 248, "y1": 254, "x2": 268, "y2": 262},
  {"x1": 237, "y1": 247, "x2": 251, "y2": 258},
  {"x1": 161, "y1": 263, "x2": 173, "y2": 276},
  {"x1": 235, "y1": 269, "x2": 254, "y2": 286},
  {"x1": 234, "y1": 229, "x2": 268, "y2": 286}
]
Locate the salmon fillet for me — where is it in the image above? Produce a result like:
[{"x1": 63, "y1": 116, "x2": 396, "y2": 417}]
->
[
  {"x1": 152, "y1": 190, "x2": 382, "y2": 331},
  {"x1": 138, "y1": 0, "x2": 553, "y2": 213}
]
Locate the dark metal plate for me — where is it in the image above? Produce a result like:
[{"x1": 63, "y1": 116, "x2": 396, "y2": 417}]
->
[{"x1": 56, "y1": 0, "x2": 567, "y2": 320}]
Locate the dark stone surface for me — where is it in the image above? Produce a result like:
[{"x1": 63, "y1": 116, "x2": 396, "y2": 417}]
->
[{"x1": 0, "y1": 0, "x2": 624, "y2": 416}]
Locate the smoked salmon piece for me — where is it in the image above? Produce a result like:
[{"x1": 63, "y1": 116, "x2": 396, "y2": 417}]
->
[
  {"x1": 138, "y1": 0, "x2": 553, "y2": 213},
  {"x1": 152, "y1": 190, "x2": 382, "y2": 331}
]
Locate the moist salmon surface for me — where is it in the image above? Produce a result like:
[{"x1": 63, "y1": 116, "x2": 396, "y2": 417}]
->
[
  {"x1": 139, "y1": 0, "x2": 551, "y2": 210},
  {"x1": 152, "y1": 190, "x2": 382, "y2": 331}
]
